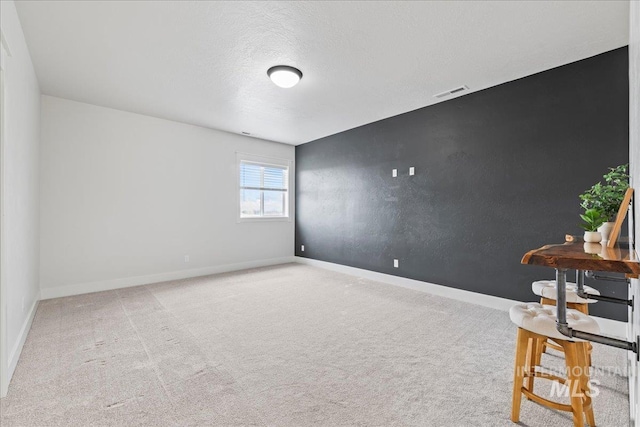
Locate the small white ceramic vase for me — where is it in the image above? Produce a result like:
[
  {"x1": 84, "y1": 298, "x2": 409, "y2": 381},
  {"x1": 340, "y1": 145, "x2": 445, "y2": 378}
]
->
[{"x1": 583, "y1": 231, "x2": 602, "y2": 243}]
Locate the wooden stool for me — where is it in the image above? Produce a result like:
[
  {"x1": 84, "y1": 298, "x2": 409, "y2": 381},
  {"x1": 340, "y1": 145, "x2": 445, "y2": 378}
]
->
[
  {"x1": 532, "y1": 280, "x2": 599, "y2": 363},
  {"x1": 510, "y1": 303, "x2": 600, "y2": 427},
  {"x1": 532, "y1": 280, "x2": 599, "y2": 315}
]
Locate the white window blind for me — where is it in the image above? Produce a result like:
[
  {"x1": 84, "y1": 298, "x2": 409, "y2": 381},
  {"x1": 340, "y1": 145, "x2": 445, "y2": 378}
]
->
[{"x1": 239, "y1": 160, "x2": 289, "y2": 218}]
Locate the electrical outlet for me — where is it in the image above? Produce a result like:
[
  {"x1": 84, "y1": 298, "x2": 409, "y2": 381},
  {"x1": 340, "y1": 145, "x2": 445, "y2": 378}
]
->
[
  {"x1": 184, "y1": 255, "x2": 190, "y2": 263},
  {"x1": 409, "y1": 167, "x2": 415, "y2": 176},
  {"x1": 393, "y1": 259, "x2": 399, "y2": 268},
  {"x1": 301, "y1": 245, "x2": 305, "y2": 252},
  {"x1": 392, "y1": 169, "x2": 398, "y2": 178}
]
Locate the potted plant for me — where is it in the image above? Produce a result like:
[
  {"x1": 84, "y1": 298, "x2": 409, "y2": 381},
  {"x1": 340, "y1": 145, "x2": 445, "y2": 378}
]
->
[
  {"x1": 579, "y1": 164, "x2": 629, "y2": 242},
  {"x1": 580, "y1": 208, "x2": 606, "y2": 243}
]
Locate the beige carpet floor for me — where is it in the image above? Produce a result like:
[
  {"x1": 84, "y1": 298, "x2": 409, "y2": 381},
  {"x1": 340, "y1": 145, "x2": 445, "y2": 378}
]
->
[{"x1": 0, "y1": 263, "x2": 630, "y2": 426}]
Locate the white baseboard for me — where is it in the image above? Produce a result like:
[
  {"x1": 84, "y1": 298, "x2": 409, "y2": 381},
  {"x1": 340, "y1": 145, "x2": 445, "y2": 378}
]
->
[
  {"x1": 294, "y1": 257, "x2": 628, "y2": 339},
  {"x1": 295, "y1": 257, "x2": 520, "y2": 310},
  {"x1": 40, "y1": 256, "x2": 296, "y2": 300},
  {"x1": 6, "y1": 291, "x2": 40, "y2": 395}
]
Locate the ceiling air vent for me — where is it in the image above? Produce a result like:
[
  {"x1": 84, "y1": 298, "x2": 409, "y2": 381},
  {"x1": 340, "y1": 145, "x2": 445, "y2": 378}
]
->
[{"x1": 434, "y1": 85, "x2": 469, "y2": 99}]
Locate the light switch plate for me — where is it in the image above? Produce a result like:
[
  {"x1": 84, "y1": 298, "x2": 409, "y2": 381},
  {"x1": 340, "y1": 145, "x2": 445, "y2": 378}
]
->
[
  {"x1": 393, "y1": 259, "x2": 399, "y2": 268},
  {"x1": 301, "y1": 245, "x2": 305, "y2": 252},
  {"x1": 392, "y1": 169, "x2": 397, "y2": 177},
  {"x1": 409, "y1": 167, "x2": 415, "y2": 176}
]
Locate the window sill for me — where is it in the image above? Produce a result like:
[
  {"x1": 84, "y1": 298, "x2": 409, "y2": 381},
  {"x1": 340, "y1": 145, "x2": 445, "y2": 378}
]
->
[{"x1": 237, "y1": 216, "x2": 291, "y2": 223}]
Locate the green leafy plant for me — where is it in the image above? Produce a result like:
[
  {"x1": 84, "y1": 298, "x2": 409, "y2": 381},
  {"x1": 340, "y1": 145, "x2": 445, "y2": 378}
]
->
[
  {"x1": 579, "y1": 164, "x2": 629, "y2": 222},
  {"x1": 580, "y1": 208, "x2": 606, "y2": 232}
]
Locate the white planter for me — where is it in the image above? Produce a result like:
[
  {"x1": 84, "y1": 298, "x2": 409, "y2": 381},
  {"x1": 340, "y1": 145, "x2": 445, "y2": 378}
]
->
[
  {"x1": 583, "y1": 231, "x2": 602, "y2": 243},
  {"x1": 597, "y1": 221, "x2": 616, "y2": 243}
]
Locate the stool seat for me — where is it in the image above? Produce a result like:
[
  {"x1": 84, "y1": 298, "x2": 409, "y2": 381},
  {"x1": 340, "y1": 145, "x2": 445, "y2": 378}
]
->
[
  {"x1": 532, "y1": 280, "x2": 600, "y2": 304},
  {"x1": 509, "y1": 303, "x2": 600, "y2": 341}
]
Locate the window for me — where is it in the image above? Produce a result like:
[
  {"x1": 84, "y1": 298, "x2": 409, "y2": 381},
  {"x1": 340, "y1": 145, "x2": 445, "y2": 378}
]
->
[{"x1": 238, "y1": 155, "x2": 290, "y2": 220}]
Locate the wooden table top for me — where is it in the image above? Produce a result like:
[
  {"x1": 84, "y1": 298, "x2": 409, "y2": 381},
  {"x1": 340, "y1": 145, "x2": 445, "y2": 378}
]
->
[{"x1": 521, "y1": 240, "x2": 640, "y2": 274}]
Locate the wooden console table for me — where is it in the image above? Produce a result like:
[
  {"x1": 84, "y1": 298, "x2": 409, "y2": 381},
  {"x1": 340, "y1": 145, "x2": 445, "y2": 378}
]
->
[{"x1": 522, "y1": 240, "x2": 639, "y2": 358}]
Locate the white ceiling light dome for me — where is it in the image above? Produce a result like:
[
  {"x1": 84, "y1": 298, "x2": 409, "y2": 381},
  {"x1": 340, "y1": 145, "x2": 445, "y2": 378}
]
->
[{"x1": 267, "y1": 65, "x2": 303, "y2": 88}]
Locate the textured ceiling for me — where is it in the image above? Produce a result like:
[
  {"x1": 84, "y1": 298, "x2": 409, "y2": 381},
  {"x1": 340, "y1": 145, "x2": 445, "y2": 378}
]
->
[{"x1": 15, "y1": 1, "x2": 629, "y2": 145}]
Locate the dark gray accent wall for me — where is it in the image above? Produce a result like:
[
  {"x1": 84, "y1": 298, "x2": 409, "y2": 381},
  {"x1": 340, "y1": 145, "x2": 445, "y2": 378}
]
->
[{"x1": 295, "y1": 47, "x2": 629, "y2": 321}]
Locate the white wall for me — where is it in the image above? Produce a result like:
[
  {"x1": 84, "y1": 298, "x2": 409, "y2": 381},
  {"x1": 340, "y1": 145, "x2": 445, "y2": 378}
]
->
[
  {"x1": 39, "y1": 96, "x2": 294, "y2": 299},
  {"x1": 0, "y1": 0, "x2": 41, "y2": 396},
  {"x1": 629, "y1": 1, "x2": 640, "y2": 424}
]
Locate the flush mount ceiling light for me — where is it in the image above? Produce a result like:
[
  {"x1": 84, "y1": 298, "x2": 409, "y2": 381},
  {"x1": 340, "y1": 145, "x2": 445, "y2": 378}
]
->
[{"x1": 267, "y1": 65, "x2": 303, "y2": 88}]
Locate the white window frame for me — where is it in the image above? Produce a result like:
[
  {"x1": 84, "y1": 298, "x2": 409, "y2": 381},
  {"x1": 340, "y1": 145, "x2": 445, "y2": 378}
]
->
[{"x1": 236, "y1": 152, "x2": 292, "y2": 222}]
